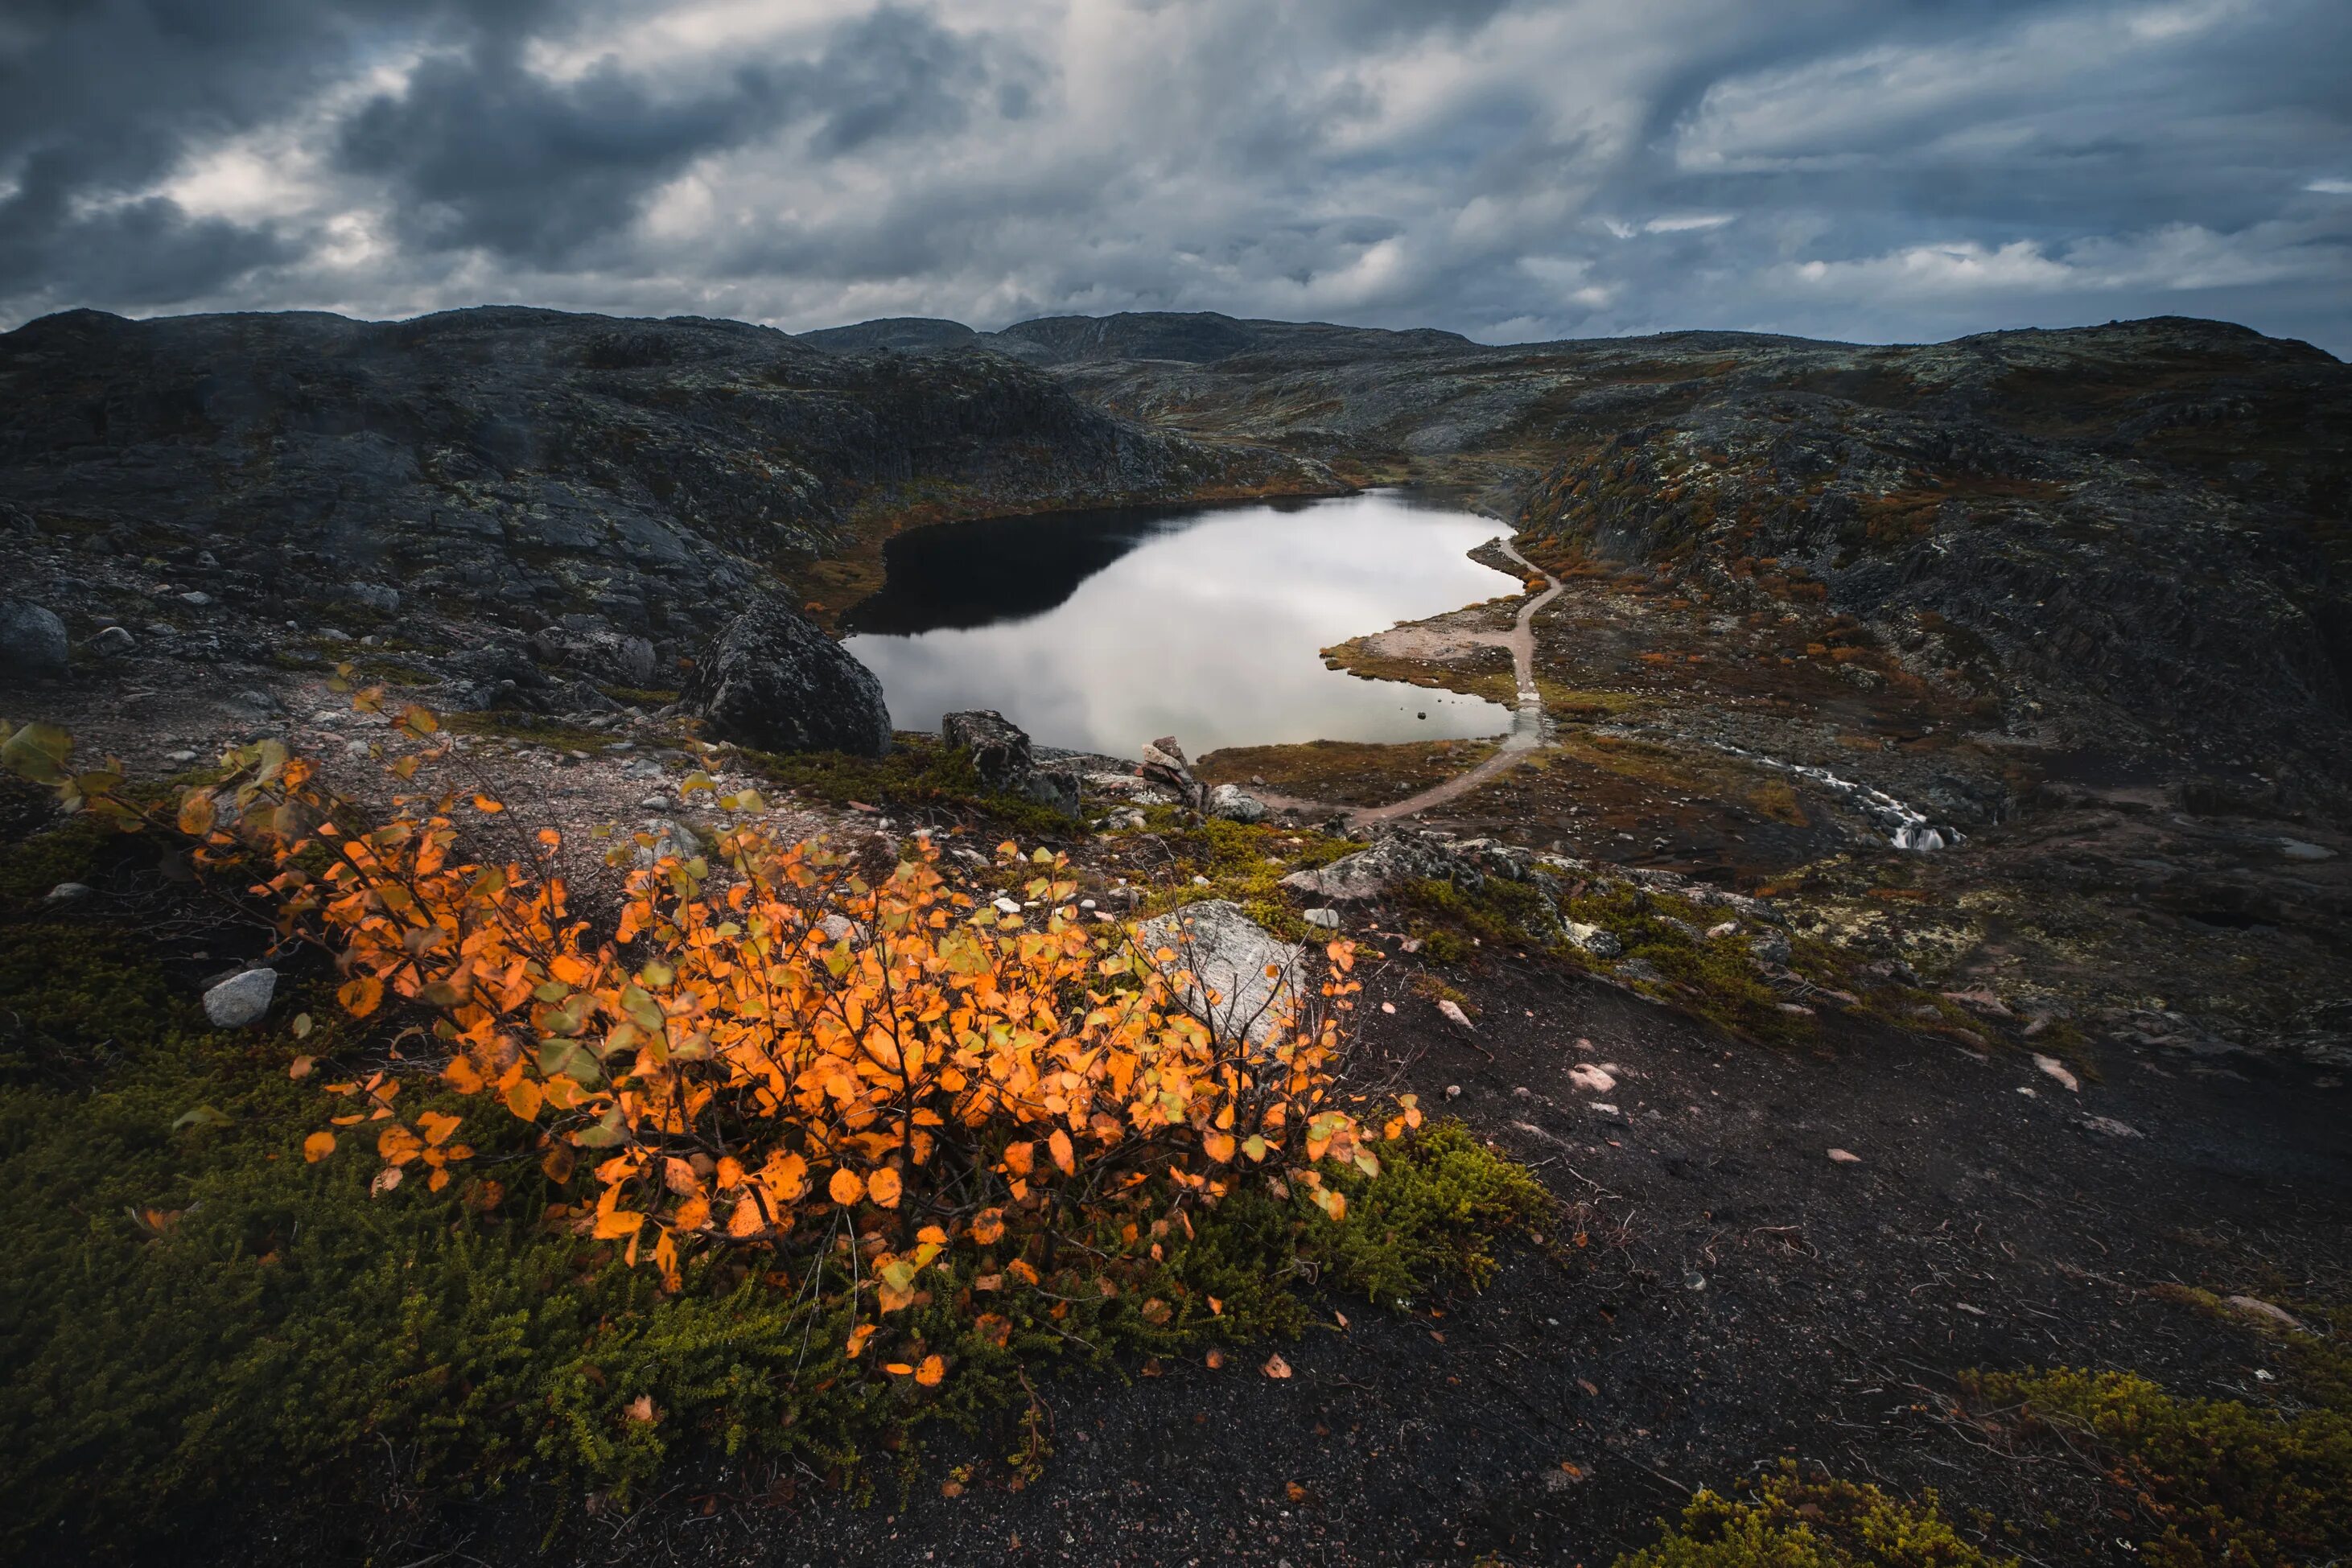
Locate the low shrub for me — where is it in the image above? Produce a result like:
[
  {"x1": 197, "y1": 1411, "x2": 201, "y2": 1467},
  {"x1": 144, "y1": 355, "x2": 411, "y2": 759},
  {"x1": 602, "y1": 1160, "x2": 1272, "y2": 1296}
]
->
[{"x1": 1616, "y1": 1462, "x2": 2016, "y2": 1566}]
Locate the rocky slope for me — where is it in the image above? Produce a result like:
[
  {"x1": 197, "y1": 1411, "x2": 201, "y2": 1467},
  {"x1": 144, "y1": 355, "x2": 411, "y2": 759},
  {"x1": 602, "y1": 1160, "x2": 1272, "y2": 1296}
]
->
[
  {"x1": 1000, "y1": 315, "x2": 2351, "y2": 803},
  {"x1": 0, "y1": 305, "x2": 1328, "y2": 690}
]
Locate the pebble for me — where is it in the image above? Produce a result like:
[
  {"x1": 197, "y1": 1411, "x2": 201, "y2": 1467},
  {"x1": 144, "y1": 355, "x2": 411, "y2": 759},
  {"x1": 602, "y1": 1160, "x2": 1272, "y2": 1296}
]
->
[
  {"x1": 164, "y1": 749, "x2": 198, "y2": 763},
  {"x1": 992, "y1": 895, "x2": 1022, "y2": 916},
  {"x1": 1827, "y1": 1147, "x2": 1861, "y2": 1163},
  {"x1": 2279, "y1": 838, "x2": 2334, "y2": 861},
  {"x1": 93, "y1": 625, "x2": 135, "y2": 654},
  {"x1": 2033, "y1": 1053, "x2": 2079, "y2": 1093},
  {"x1": 178, "y1": 590, "x2": 212, "y2": 607},
  {"x1": 203, "y1": 968, "x2": 278, "y2": 1028},
  {"x1": 1303, "y1": 907, "x2": 1340, "y2": 929},
  {"x1": 43, "y1": 882, "x2": 93, "y2": 903},
  {"x1": 1568, "y1": 1064, "x2": 1615, "y2": 1093},
  {"x1": 1444, "y1": 1084, "x2": 1462, "y2": 1098}
]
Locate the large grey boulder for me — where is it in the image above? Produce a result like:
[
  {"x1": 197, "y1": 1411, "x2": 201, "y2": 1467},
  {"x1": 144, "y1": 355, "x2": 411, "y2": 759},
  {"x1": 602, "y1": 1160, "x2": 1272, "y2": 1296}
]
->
[
  {"x1": 0, "y1": 599, "x2": 69, "y2": 677},
  {"x1": 686, "y1": 599, "x2": 892, "y2": 756},
  {"x1": 1207, "y1": 783, "x2": 1267, "y2": 823},
  {"x1": 1132, "y1": 899, "x2": 1305, "y2": 1048},
  {"x1": 203, "y1": 968, "x2": 278, "y2": 1028}
]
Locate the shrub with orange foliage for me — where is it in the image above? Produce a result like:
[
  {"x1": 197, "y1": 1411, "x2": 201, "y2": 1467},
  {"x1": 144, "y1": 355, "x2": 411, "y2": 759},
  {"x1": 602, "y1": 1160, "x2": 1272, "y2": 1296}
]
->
[{"x1": 12, "y1": 705, "x2": 1410, "y2": 1351}]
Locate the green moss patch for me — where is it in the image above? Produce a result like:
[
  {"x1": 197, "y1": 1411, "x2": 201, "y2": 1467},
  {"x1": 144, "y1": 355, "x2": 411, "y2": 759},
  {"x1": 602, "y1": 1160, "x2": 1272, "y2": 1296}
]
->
[
  {"x1": 736, "y1": 732, "x2": 1077, "y2": 838},
  {"x1": 1196, "y1": 738, "x2": 1500, "y2": 809},
  {"x1": 1617, "y1": 1463, "x2": 2017, "y2": 1566}
]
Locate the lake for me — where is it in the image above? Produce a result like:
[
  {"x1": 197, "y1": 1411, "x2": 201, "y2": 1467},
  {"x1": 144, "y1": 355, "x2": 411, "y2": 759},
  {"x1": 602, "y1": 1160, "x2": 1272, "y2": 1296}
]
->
[{"x1": 841, "y1": 490, "x2": 1518, "y2": 756}]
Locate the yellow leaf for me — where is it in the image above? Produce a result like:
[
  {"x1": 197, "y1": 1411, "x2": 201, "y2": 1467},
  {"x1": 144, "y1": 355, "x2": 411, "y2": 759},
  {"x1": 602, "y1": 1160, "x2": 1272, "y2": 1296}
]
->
[
  {"x1": 302, "y1": 1131, "x2": 336, "y2": 1163},
  {"x1": 504, "y1": 1078, "x2": 542, "y2": 1121}
]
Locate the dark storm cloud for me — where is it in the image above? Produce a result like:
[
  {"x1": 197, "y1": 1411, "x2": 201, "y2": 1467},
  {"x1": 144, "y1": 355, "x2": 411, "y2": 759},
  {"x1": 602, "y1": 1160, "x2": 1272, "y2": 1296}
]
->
[{"x1": 0, "y1": 0, "x2": 2346, "y2": 353}]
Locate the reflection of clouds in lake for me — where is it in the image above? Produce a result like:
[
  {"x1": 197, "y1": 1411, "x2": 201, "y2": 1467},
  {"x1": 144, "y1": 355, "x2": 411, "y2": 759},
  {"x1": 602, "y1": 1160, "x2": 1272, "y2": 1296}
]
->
[{"x1": 844, "y1": 492, "x2": 1517, "y2": 755}]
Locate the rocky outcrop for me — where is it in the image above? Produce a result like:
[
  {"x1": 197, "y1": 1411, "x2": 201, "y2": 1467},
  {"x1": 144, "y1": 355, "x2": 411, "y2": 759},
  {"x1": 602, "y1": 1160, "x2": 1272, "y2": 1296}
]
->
[
  {"x1": 0, "y1": 306, "x2": 1328, "y2": 692},
  {"x1": 941, "y1": 710, "x2": 1079, "y2": 816},
  {"x1": 685, "y1": 599, "x2": 892, "y2": 757}
]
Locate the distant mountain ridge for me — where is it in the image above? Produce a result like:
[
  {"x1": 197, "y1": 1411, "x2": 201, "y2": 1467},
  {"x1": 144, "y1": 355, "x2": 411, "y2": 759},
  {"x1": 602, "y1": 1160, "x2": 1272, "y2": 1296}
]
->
[{"x1": 797, "y1": 310, "x2": 1475, "y2": 365}]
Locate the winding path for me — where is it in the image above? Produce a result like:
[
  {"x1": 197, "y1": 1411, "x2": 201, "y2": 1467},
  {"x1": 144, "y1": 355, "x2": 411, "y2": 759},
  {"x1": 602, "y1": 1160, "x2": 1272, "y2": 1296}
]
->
[{"x1": 1349, "y1": 537, "x2": 1562, "y2": 825}]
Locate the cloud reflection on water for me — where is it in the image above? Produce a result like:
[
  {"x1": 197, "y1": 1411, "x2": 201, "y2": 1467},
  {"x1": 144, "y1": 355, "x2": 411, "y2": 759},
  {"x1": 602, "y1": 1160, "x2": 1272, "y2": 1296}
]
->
[{"x1": 842, "y1": 492, "x2": 1518, "y2": 756}]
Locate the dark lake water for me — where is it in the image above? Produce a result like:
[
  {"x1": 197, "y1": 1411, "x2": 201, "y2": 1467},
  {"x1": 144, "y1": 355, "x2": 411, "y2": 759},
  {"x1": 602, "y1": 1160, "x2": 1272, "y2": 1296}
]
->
[{"x1": 841, "y1": 491, "x2": 1518, "y2": 756}]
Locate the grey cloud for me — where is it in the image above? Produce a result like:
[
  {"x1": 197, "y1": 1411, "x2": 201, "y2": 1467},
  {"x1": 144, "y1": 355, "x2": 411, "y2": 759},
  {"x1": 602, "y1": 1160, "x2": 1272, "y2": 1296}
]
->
[{"x1": 0, "y1": 0, "x2": 2346, "y2": 355}]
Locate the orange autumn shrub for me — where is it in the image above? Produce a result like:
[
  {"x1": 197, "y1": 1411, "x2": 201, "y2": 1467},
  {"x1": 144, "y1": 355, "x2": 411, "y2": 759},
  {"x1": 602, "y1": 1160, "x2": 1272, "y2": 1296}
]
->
[{"x1": 7, "y1": 707, "x2": 1409, "y2": 1344}]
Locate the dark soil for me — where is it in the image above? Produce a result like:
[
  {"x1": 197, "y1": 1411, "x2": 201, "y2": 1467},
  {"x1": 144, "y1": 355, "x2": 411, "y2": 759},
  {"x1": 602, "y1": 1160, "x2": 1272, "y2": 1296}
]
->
[{"x1": 257, "y1": 950, "x2": 2349, "y2": 1567}]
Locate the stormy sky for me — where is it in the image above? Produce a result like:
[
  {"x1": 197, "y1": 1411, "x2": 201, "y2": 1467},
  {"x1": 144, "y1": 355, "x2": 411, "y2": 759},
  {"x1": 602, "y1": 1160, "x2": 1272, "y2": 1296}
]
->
[{"x1": 3, "y1": 0, "x2": 2348, "y2": 352}]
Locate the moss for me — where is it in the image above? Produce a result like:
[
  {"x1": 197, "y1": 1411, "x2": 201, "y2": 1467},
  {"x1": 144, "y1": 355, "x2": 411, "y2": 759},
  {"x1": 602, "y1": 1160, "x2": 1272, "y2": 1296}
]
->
[
  {"x1": 439, "y1": 710, "x2": 619, "y2": 751},
  {"x1": 1129, "y1": 816, "x2": 1349, "y2": 939},
  {"x1": 1564, "y1": 883, "x2": 1812, "y2": 1043},
  {"x1": 1195, "y1": 739, "x2": 1500, "y2": 809},
  {"x1": 1616, "y1": 1463, "x2": 2017, "y2": 1566},
  {"x1": 1963, "y1": 1364, "x2": 2352, "y2": 1566},
  {"x1": 736, "y1": 732, "x2": 1077, "y2": 838}
]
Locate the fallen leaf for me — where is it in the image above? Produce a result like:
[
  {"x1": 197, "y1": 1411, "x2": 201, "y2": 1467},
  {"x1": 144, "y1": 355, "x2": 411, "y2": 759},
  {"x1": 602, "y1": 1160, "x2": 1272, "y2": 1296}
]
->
[
  {"x1": 1205, "y1": 1348, "x2": 1225, "y2": 1369},
  {"x1": 2033, "y1": 1053, "x2": 2079, "y2": 1093},
  {"x1": 624, "y1": 1394, "x2": 657, "y2": 1423},
  {"x1": 287, "y1": 1055, "x2": 315, "y2": 1080},
  {"x1": 1262, "y1": 1353, "x2": 1292, "y2": 1380}
]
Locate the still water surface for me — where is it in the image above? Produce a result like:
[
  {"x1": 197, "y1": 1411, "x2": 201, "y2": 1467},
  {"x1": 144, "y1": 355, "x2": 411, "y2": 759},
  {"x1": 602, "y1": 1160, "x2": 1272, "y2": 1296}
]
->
[{"x1": 842, "y1": 491, "x2": 1517, "y2": 756}]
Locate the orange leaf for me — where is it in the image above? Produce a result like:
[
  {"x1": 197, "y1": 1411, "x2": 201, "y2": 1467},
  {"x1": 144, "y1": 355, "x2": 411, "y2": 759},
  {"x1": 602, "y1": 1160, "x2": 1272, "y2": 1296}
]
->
[
  {"x1": 472, "y1": 794, "x2": 505, "y2": 813},
  {"x1": 828, "y1": 1168, "x2": 866, "y2": 1206},
  {"x1": 1262, "y1": 1353, "x2": 1292, "y2": 1380},
  {"x1": 845, "y1": 1324, "x2": 878, "y2": 1358},
  {"x1": 970, "y1": 1207, "x2": 1006, "y2": 1245},
  {"x1": 1202, "y1": 1130, "x2": 1235, "y2": 1163},
  {"x1": 1048, "y1": 1129, "x2": 1075, "y2": 1177},
  {"x1": 884, "y1": 1362, "x2": 914, "y2": 1377},
  {"x1": 504, "y1": 1078, "x2": 542, "y2": 1121},
  {"x1": 443, "y1": 1053, "x2": 485, "y2": 1093},
  {"x1": 302, "y1": 1131, "x2": 336, "y2": 1163},
  {"x1": 338, "y1": 974, "x2": 385, "y2": 1019},
  {"x1": 1000, "y1": 1141, "x2": 1034, "y2": 1177},
  {"x1": 915, "y1": 1354, "x2": 945, "y2": 1387},
  {"x1": 867, "y1": 1167, "x2": 903, "y2": 1208},
  {"x1": 287, "y1": 1056, "x2": 314, "y2": 1080}
]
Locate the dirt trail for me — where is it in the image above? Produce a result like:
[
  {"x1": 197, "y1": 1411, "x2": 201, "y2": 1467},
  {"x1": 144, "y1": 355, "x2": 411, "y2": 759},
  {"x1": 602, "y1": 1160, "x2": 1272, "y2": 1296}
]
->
[{"x1": 1349, "y1": 537, "x2": 1559, "y2": 825}]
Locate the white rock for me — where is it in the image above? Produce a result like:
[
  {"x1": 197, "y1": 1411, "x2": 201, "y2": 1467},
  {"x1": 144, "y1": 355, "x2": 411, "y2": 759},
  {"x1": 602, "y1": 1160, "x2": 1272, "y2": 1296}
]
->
[
  {"x1": 204, "y1": 968, "x2": 278, "y2": 1028},
  {"x1": 2280, "y1": 838, "x2": 2335, "y2": 862},
  {"x1": 2033, "y1": 1053, "x2": 2079, "y2": 1093},
  {"x1": 1567, "y1": 1064, "x2": 1615, "y2": 1093},
  {"x1": 1303, "y1": 907, "x2": 1341, "y2": 930},
  {"x1": 1827, "y1": 1147, "x2": 1861, "y2": 1163},
  {"x1": 43, "y1": 882, "x2": 92, "y2": 904},
  {"x1": 1436, "y1": 998, "x2": 1474, "y2": 1031},
  {"x1": 1207, "y1": 783, "x2": 1267, "y2": 823},
  {"x1": 2080, "y1": 1115, "x2": 2140, "y2": 1138},
  {"x1": 1132, "y1": 899, "x2": 1305, "y2": 1049},
  {"x1": 992, "y1": 895, "x2": 1022, "y2": 916}
]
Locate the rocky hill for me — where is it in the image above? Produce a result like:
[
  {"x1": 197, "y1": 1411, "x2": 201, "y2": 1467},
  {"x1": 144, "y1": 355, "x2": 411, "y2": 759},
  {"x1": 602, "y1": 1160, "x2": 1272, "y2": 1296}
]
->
[
  {"x1": 0, "y1": 305, "x2": 1328, "y2": 686},
  {"x1": 978, "y1": 314, "x2": 2350, "y2": 802}
]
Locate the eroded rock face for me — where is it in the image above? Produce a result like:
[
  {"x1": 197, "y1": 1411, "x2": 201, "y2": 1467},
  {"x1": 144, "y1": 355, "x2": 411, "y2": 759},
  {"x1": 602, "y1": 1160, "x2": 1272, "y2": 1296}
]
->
[{"x1": 686, "y1": 599, "x2": 892, "y2": 757}]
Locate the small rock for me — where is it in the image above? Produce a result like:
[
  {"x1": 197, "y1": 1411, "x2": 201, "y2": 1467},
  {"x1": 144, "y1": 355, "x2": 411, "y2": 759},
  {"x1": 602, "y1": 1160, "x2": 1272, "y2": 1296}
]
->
[
  {"x1": 1704, "y1": 920, "x2": 1737, "y2": 940},
  {"x1": 818, "y1": 914, "x2": 857, "y2": 944},
  {"x1": 2080, "y1": 1115, "x2": 2140, "y2": 1138},
  {"x1": 943, "y1": 710, "x2": 1034, "y2": 792},
  {"x1": 1827, "y1": 1147, "x2": 1861, "y2": 1163},
  {"x1": 2033, "y1": 1053, "x2": 2079, "y2": 1093},
  {"x1": 1567, "y1": 1064, "x2": 1615, "y2": 1093},
  {"x1": 1303, "y1": 907, "x2": 1341, "y2": 930},
  {"x1": 204, "y1": 968, "x2": 278, "y2": 1028},
  {"x1": 43, "y1": 882, "x2": 93, "y2": 904},
  {"x1": 164, "y1": 748, "x2": 198, "y2": 763},
  {"x1": 348, "y1": 582, "x2": 401, "y2": 613},
  {"x1": 0, "y1": 599, "x2": 70, "y2": 674},
  {"x1": 1436, "y1": 998, "x2": 1474, "y2": 1031},
  {"x1": 179, "y1": 591, "x2": 213, "y2": 607},
  {"x1": 92, "y1": 624, "x2": 136, "y2": 655},
  {"x1": 1746, "y1": 928, "x2": 1792, "y2": 966},
  {"x1": 1444, "y1": 1084, "x2": 1462, "y2": 1098},
  {"x1": 2280, "y1": 838, "x2": 2336, "y2": 862},
  {"x1": 992, "y1": 895, "x2": 1023, "y2": 916}
]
